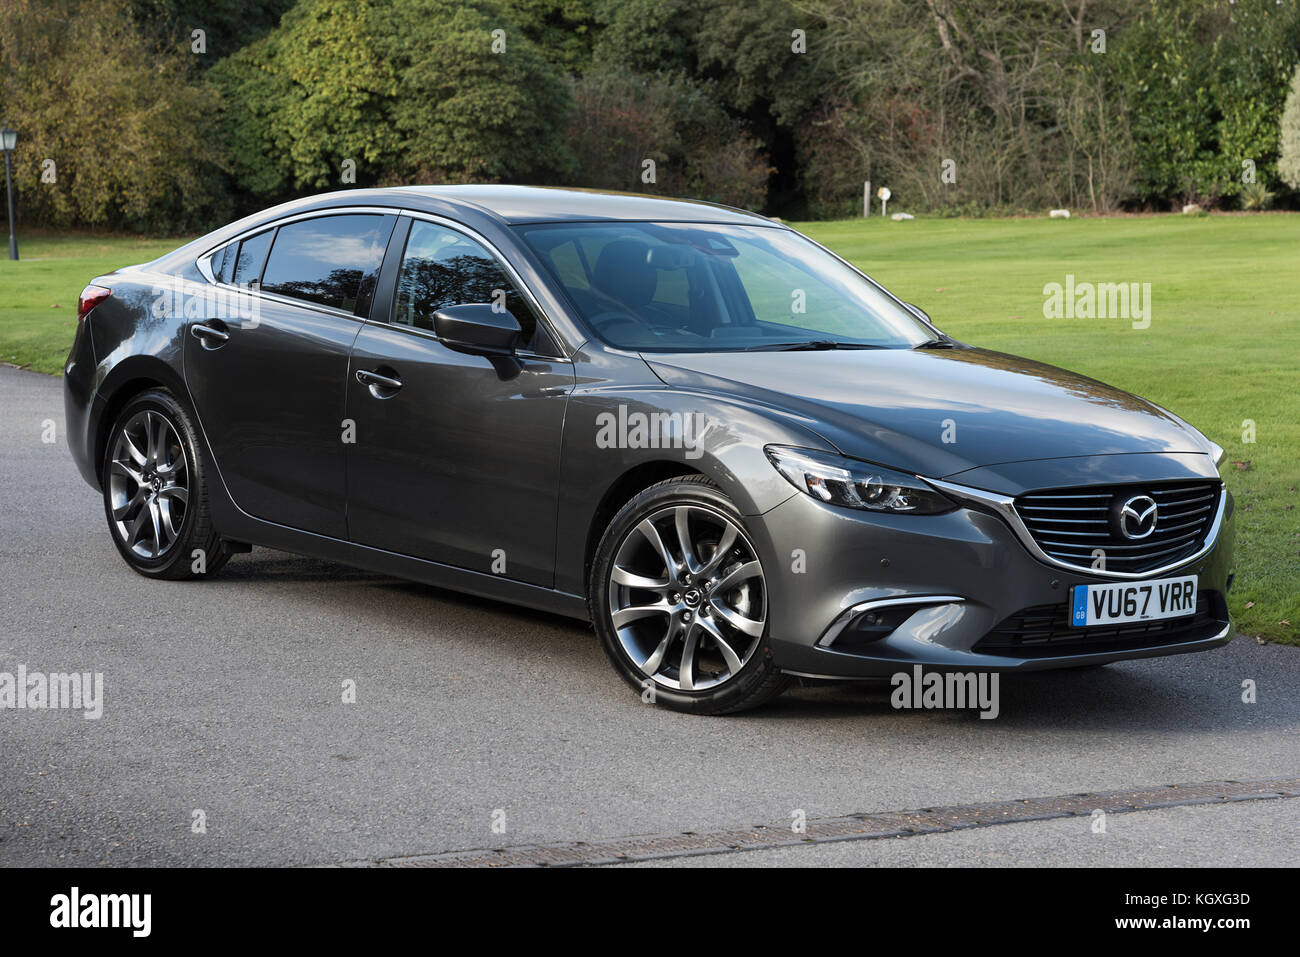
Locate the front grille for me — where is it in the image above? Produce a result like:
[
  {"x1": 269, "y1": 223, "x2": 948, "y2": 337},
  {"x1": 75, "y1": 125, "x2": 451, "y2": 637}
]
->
[
  {"x1": 1014, "y1": 481, "x2": 1221, "y2": 574},
  {"x1": 974, "y1": 591, "x2": 1225, "y2": 657}
]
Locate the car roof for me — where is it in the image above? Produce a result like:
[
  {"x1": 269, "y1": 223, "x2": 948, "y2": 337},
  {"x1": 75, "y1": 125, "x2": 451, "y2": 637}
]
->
[
  {"x1": 139, "y1": 185, "x2": 778, "y2": 280},
  {"x1": 333, "y1": 184, "x2": 773, "y2": 226}
]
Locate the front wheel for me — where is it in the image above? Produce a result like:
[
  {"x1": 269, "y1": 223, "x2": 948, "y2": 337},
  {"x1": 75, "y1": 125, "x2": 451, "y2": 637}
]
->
[
  {"x1": 590, "y1": 476, "x2": 789, "y2": 714},
  {"x1": 102, "y1": 388, "x2": 229, "y2": 580}
]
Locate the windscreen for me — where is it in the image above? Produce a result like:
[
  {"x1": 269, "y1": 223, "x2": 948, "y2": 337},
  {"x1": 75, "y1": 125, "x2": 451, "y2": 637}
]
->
[{"x1": 517, "y1": 221, "x2": 933, "y2": 352}]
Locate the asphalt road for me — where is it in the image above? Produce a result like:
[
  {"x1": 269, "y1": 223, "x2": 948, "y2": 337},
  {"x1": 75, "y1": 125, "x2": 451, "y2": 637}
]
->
[{"x1": 1, "y1": 364, "x2": 1296, "y2": 867}]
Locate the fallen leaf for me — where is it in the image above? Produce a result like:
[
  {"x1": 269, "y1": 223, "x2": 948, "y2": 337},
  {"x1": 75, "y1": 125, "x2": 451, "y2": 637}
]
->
[
  {"x1": 1245, "y1": 601, "x2": 1255, "y2": 608},
  {"x1": 1232, "y1": 460, "x2": 1252, "y2": 471}
]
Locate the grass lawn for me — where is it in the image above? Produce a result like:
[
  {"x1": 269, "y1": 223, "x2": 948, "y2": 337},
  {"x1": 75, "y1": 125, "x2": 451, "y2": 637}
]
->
[
  {"x1": 2, "y1": 216, "x2": 1296, "y2": 642},
  {"x1": 0, "y1": 233, "x2": 181, "y2": 374}
]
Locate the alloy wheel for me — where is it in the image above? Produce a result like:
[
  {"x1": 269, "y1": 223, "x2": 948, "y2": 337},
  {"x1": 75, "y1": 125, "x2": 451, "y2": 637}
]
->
[
  {"x1": 107, "y1": 409, "x2": 190, "y2": 559},
  {"x1": 607, "y1": 504, "x2": 767, "y2": 691}
]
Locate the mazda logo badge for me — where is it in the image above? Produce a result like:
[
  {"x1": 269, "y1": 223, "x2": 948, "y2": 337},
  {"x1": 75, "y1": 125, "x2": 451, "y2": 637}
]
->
[{"x1": 1112, "y1": 494, "x2": 1158, "y2": 540}]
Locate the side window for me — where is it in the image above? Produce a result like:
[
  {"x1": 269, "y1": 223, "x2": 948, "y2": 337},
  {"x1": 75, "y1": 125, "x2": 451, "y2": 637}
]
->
[
  {"x1": 232, "y1": 230, "x2": 273, "y2": 288},
  {"x1": 210, "y1": 242, "x2": 237, "y2": 284},
  {"x1": 393, "y1": 220, "x2": 549, "y2": 353},
  {"x1": 260, "y1": 215, "x2": 388, "y2": 312}
]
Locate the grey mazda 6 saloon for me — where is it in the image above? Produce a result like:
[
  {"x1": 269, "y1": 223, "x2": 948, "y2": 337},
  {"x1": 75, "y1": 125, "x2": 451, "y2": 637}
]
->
[{"x1": 64, "y1": 185, "x2": 1234, "y2": 713}]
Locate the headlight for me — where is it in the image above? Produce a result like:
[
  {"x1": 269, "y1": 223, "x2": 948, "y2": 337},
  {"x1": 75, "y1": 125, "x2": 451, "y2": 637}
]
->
[
  {"x1": 1208, "y1": 440, "x2": 1226, "y2": 468},
  {"x1": 765, "y1": 446, "x2": 954, "y2": 514}
]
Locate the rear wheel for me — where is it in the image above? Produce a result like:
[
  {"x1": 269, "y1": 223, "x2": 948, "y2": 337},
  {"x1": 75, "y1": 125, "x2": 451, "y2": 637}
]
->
[
  {"x1": 590, "y1": 476, "x2": 789, "y2": 714},
  {"x1": 102, "y1": 389, "x2": 229, "y2": 580}
]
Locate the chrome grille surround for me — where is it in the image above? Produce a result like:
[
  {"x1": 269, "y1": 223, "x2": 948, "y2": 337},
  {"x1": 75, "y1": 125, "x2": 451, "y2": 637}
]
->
[
  {"x1": 1014, "y1": 481, "x2": 1222, "y2": 575},
  {"x1": 924, "y1": 477, "x2": 1227, "y2": 581}
]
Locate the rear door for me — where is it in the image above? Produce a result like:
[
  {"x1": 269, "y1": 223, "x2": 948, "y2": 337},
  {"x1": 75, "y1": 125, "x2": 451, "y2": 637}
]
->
[
  {"x1": 343, "y1": 215, "x2": 574, "y2": 586},
  {"x1": 185, "y1": 211, "x2": 395, "y2": 538}
]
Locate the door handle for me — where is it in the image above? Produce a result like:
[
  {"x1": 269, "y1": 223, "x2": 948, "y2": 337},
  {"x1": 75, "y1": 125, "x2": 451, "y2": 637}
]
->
[
  {"x1": 190, "y1": 323, "x2": 230, "y2": 344},
  {"x1": 356, "y1": 368, "x2": 403, "y2": 393}
]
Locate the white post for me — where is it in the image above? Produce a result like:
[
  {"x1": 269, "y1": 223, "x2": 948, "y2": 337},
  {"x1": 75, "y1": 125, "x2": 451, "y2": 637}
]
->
[
  {"x1": 864, "y1": 181, "x2": 871, "y2": 218},
  {"x1": 881, "y1": 196, "x2": 888, "y2": 218}
]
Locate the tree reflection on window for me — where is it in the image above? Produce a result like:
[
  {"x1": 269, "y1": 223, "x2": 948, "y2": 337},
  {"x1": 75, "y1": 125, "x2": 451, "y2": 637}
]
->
[{"x1": 395, "y1": 223, "x2": 541, "y2": 351}]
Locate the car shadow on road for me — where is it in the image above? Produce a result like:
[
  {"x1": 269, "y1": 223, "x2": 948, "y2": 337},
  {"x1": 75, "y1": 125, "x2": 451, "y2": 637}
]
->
[
  {"x1": 756, "y1": 658, "x2": 1278, "y2": 736},
  {"x1": 214, "y1": 550, "x2": 1281, "y2": 737},
  {"x1": 218, "y1": 548, "x2": 590, "y2": 631}
]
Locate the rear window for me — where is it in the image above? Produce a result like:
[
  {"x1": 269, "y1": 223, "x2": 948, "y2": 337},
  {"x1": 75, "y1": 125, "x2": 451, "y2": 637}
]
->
[
  {"x1": 210, "y1": 242, "x2": 237, "y2": 284},
  {"x1": 232, "y1": 230, "x2": 273, "y2": 288},
  {"x1": 260, "y1": 215, "x2": 389, "y2": 312}
]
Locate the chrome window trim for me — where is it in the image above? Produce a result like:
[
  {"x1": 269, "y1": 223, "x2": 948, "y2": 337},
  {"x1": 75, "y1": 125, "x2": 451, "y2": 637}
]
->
[
  {"x1": 196, "y1": 250, "x2": 219, "y2": 283},
  {"x1": 194, "y1": 207, "x2": 398, "y2": 324},
  {"x1": 818, "y1": 595, "x2": 966, "y2": 648},
  {"x1": 248, "y1": 286, "x2": 361, "y2": 322},
  {"x1": 195, "y1": 205, "x2": 397, "y2": 266},
  {"x1": 926, "y1": 476, "x2": 1228, "y2": 581}
]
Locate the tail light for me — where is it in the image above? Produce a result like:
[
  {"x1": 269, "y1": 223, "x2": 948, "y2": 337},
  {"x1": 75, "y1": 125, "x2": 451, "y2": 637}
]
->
[{"x1": 77, "y1": 284, "x2": 111, "y2": 323}]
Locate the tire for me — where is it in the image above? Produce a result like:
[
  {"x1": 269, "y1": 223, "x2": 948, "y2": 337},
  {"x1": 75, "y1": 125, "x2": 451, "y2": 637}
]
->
[
  {"x1": 101, "y1": 388, "x2": 230, "y2": 580},
  {"x1": 589, "y1": 475, "x2": 789, "y2": 714}
]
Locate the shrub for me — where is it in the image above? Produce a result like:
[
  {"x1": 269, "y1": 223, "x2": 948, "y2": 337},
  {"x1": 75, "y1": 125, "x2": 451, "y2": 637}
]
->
[
  {"x1": 1239, "y1": 181, "x2": 1275, "y2": 211},
  {"x1": 0, "y1": 0, "x2": 230, "y2": 233},
  {"x1": 1279, "y1": 65, "x2": 1300, "y2": 191}
]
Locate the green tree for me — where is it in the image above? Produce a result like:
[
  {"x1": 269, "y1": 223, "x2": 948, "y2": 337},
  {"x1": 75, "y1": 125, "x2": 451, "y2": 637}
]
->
[
  {"x1": 211, "y1": 0, "x2": 575, "y2": 200},
  {"x1": 0, "y1": 0, "x2": 230, "y2": 232},
  {"x1": 1206, "y1": 0, "x2": 1300, "y2": 202},
  {"x1": 125, "y1": 0, "x2": 295, "y2": 63},
  {"x1": 591, "y1": 0, "x2": 696, "y2": 75},
  {"x1": 508, "y1": 0, "x2": 600, "y2": 74},
  {"x1": 566, "y1": 68, "x2": 771, "y2": 209},
  {"x1": 1112, "y1": 0, "x2": 1299, "y2": 206}
]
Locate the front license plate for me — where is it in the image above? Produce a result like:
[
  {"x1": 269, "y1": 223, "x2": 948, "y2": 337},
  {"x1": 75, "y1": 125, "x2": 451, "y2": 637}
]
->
[{"x1": 1070, "y1": 576, "x2": 1198, "y2": 627}]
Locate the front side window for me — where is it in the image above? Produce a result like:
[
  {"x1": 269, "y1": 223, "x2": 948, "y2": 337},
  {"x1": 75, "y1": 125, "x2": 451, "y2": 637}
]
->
[
  {"x1": 518, "y1": 222, "x2": 933, "y2": 352},
  {"x1": 392, "y1": 220, "x2": 550, "y2": 353},
  {"x1": 260, "y1": 215, "x2": 389, "y2": 312}
]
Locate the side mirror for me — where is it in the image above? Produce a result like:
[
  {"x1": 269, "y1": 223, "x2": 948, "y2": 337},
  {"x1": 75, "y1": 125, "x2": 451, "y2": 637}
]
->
[
  {"x1": 905, "y1": 302, "x2": 932, "y2": 324},
  {"x1": 433, "y1": 303, "x2": 521, "y2": 354}
]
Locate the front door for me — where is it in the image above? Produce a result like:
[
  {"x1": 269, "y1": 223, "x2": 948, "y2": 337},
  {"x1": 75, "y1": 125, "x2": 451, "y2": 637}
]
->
[{"x1": 344, "y1": 217, "x2": 574, "y2": 586}]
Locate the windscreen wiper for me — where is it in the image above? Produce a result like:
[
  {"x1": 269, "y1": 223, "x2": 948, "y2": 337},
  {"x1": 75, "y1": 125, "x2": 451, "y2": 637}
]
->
[
  {"x1": 914, "y1": 337, "x2": 957, "y2": 349},
  {"x1": 742, "y1": 339, "x2": 887, "y2": 352}
]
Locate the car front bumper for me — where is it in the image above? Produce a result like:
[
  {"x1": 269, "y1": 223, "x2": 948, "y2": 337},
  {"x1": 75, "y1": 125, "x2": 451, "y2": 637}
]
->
[{"x1": 751, "y1": 476, "x2": 1235, "y2": 679}]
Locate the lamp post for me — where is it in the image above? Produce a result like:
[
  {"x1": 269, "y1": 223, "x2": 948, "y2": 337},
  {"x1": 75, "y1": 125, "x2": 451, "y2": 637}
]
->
[{"x1": 1, "y1": 123, "x2": 17, "y2": 261}]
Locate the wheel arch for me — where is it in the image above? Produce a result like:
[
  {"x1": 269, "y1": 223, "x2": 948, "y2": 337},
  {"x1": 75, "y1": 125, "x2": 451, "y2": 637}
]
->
[
  {"x1": 584, "y1": 461, "x2": 705, "y2": 588},
  {"x1": 94, "y1": 357, "x2": 189, "y2": 487},
  {"x1": 556, "y1": 388, "x2": 832, "y2": 597}
]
